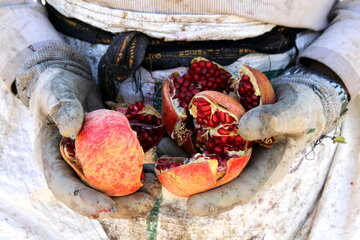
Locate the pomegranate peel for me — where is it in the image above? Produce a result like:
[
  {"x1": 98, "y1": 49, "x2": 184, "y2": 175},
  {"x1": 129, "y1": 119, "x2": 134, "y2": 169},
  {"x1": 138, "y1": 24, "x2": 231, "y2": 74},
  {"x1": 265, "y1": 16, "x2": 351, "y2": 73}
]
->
[
  {"x1": 60, "y1": 109, "x2": 144, "y2": 196},
  {"x1": 236, "y1": 65, "x2": 277, "y2": 147},
  {"x1": 155, "y1": 150, "x2": 252, "y2": 197}
]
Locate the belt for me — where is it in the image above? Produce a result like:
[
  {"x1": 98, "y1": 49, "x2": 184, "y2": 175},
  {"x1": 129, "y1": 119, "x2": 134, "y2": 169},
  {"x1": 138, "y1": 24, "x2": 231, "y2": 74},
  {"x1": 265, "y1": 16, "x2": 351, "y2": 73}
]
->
[{"x1": 46, "y1": 4, "x2": 303, "y2": 101}]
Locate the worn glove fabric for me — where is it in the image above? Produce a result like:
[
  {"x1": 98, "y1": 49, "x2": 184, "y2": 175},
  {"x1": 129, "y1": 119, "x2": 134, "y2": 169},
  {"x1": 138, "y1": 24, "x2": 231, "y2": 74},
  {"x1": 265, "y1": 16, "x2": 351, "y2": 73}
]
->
[
  {"x1": 186, "y1": 65, "x2": 348, "y2": 216},
  {"x1": 16, "y1": 42, "x2": 161, "y2": 219}
]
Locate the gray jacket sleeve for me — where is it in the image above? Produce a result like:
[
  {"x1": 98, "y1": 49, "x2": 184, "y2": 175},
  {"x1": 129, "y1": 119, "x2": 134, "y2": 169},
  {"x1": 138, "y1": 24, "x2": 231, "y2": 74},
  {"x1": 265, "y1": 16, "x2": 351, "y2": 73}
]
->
[
  {"x1": 0, "y1": 0, "x2": 63, "y2": 92},
  {"x1": 300, "y1": 0, "x2": 360, "y2": 99}
]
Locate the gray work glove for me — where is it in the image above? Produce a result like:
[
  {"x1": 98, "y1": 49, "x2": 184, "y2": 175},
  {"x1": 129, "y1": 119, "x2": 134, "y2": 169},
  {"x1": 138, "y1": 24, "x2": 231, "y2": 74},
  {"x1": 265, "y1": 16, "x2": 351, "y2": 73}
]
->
[
  {"x1": 16, "y1": 42, "x2": 161, "y2": 219},
  {"x1": 182, "y1": 65, "x2": 349, "y2": 216}
]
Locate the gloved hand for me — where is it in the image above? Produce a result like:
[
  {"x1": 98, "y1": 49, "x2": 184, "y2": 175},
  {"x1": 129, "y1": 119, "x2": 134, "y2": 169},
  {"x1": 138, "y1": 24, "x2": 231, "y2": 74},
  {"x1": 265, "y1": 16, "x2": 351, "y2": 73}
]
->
[
  {"x1": 16, "y1": 42, "x2": 161, "y2": 219},
  {"x1": 185, "y1": 64, "x2": 349, "y2": 216}
]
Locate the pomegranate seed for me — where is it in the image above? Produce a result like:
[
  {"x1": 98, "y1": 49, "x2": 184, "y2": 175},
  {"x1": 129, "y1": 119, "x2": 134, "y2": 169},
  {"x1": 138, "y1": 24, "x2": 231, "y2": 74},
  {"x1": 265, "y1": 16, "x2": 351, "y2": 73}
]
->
[
  {"x1": 242, "y1": 75, "x2": 250, "y2": 81},
  {"x1": 184, "y1": 74, "x2": 192, "y2": 80},
  {"x1": 218, "y1": 128, "x2": 231, "y2": 135},
  {"x1": 179, "y1": 92, "x2": 186, "y2": 98},
  {"x1": 197, "y1": 111, "x2": 205, "y2": 117},
  {"x1": 198, "y1": 104, "x2": 211, "y2": 112},
  {"x1": 228, "y1": 124, "x2": 236, "y2": 131},
  {"x1": 205, "y1": 61, "x2": 213, "y2": 69},
  {"x1": 207, "y1": 81, "x2": 213, "y2": 88},
  {"x1": 215, "y1": 77, "x2": 222, "y2": 83},
  {"x1": 174, "y1": 82, "x2": 181, "y2": 88},
  {"x1": 214, "y1": 146, "x2": 223, "y2": 153},
  {"x1": 225, "y1": 114, "x2": 235, "y2": 123},
  {"x1": 220, "y1": 75, "x2": 227, "y2": 80},
  {"x1": 66, "y1": 145, "x2": 75, "y2": 156},
  {"x1": 219, "y1": 111, "x2": 226, "y2": 122},
  {"x1": 208, "y1": 141, "x2": 215, "y2": 148},
  {"x1": 203, "y1": 110, "x2": 212, "y2": 117},
  {"x1": 195, "y1": 67, "x2": 202, "y2": 74},
  {"x1": 180, "y1": 86, "x2": 187, "y2": 92},
  {"x1": 136, "y1": 102, "x2": 143, "y2": 110},
  {"x1": 177, "y1": 77, "x2": 184, "y2": 84},
  {"x1": 246, "y1": 97, "x2": 253, "y2": 103},
  {"x1": 185, "y1": 91, "x2": 193, "y2": 97},
  {"x1": 191, "y1": 89, "x2": 200, "y2": 95},
  {"x1": 251, "y1": 95, "x2": 259, "y2": 101},
  {"x1": 183, "y1": 80, "x2": 190, "y2": 87},
  {"x1": 201, "y1": 68, "x2": 208, "y2": 74},
  {"x1": 197, "y1": 117, "x2": 204, "y2": 124},
  {"x1": 193, "y1": 74, "x2": 200, "y2": 81},
  {"x1": 211, "y1": 113, "x2": 219, "y2": 123},
  {"x1": 244, "y1": 83, "x2": 252, "y2": 91},
  {"x1": 184, "y1": 96, "x2": 192, "y2": 103},
  {"x1": 200, "y1": 80, "x2": 207, "y2": 88},
  {"x1": 220, "y1": 136, "x2": 227, "y2": 143},
  {"x1": 199, "y1": 61, "x2": 206, "y2": 68}
]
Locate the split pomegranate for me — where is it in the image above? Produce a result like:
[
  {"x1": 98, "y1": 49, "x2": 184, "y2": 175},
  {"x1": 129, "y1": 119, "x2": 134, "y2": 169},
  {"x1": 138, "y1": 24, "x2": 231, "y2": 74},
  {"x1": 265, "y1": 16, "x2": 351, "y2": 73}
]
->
[
  {"x1": 108, "y1": 101, "x2": 164, "y2": 153},
  {"x1": 60, "y1": 109, "x2": 144, "y2": 196},
  {"x1": 162, "y1": 57, "x2": 276, "y2": 152},
  {"x1": 157, "y1": 58, "x2": 276, "y2": 197}
]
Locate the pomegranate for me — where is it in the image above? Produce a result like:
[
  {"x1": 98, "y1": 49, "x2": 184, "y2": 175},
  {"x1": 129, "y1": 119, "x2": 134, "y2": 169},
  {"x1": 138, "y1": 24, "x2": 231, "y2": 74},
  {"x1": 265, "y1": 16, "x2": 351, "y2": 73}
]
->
[
  {"x1": 107, "y1": 101, "x2": 164, "y2": 153},
  {"x1": 162, "y1": 57, "x2": 276, "y2": 151},
  {"x1": 157, "y1": 58, "x2": 276, "y2": 197},
  {"x1": 60, "y1": 109, "x2": 144, "y2": 196}
]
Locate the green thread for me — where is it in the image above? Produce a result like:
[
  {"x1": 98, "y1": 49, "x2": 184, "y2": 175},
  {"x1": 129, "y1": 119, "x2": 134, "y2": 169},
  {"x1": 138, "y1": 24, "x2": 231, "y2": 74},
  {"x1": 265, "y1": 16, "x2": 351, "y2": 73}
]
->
[
  {"x1": 146, "y1": 194, "x2": 163, "y2": 240},
  {"x1": 263, "y1": 69, "x2": 285, "y2": 80}
]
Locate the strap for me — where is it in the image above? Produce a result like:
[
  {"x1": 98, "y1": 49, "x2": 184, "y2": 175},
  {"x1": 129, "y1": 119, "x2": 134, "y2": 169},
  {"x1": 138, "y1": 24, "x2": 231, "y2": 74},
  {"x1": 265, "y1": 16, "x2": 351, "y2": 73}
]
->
[{"x1": 98, "y1": 32, "x2": 149, "y2": 102}]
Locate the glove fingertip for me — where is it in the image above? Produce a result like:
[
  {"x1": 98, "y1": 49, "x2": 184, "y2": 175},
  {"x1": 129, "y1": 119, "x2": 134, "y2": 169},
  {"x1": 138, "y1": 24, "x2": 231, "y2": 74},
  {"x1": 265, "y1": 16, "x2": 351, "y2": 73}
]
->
[
  {"x1": 238, "y1": 107, "x2": 278, "y2": 140},
  {"x1": 55, "y1": 101, "x2": 84, "y2": 138}
]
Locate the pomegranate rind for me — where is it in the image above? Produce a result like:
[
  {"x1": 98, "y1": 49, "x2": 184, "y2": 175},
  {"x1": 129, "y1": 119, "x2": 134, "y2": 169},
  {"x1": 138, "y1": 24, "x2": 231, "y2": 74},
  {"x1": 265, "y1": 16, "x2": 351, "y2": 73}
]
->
[
  {"x1": 161, "y1": 76, "x2": 192, "y2": 147},
  {"x1": 155, "y1": 149, "x2": 252, "y2": 197},
  {"x1": 239, "y1": 65, "x2": 276, "y2": 105},
  {"x1": 156, "y1": 159, "x2": 218, "y2": 197},
  {"x1": 217, "y1": 148, "x2": 252, "y2": 186},
  {"x1": 74, "y1": 109, "x2": 144, "y2": 196}
]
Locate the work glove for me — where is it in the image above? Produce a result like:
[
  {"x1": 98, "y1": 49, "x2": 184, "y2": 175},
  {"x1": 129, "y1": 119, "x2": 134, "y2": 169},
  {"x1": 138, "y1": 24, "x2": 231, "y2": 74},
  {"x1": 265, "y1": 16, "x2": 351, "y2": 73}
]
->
[
  {"x1": 182, "y1": 64, "x2": 349, "y2": 216},
  {"x1": 16, "y1": 42, "x2": 161, "y2": 219}
]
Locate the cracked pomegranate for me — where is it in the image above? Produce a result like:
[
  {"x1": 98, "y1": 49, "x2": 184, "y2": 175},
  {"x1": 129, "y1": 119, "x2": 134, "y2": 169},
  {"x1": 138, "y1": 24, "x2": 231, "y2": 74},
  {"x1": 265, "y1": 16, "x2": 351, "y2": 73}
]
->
[
  {"x1": 60, "y1": 109, "x2": 146, "y2": 196},
  {"x1": 157, "y1": 58, "x2": 276, "y2": 197}
]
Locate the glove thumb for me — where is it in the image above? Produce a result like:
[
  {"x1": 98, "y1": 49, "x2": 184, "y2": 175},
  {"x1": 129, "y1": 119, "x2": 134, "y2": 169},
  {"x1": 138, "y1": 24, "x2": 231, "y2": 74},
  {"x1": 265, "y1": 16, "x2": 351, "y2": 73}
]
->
[
  {"x1": 238, "y1": 83, "x2": 325, "y2": 140},
  {"x1": 30, "y1": 68, "x2": 87, "y2": 138}
]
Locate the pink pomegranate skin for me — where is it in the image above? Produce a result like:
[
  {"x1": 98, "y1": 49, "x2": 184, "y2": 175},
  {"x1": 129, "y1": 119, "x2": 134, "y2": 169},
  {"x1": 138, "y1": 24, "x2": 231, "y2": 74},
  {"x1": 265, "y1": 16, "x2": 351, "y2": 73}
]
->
[{"x1": 75, "y1": 109, "x2": 144, "y2": 196}]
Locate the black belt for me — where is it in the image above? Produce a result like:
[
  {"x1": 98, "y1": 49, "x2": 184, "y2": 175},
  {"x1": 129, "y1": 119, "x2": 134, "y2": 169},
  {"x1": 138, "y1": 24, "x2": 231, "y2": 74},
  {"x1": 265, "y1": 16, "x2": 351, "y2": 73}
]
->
[{"x1": 46, "y1": 4, "x2": 302, "y2": 101}]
